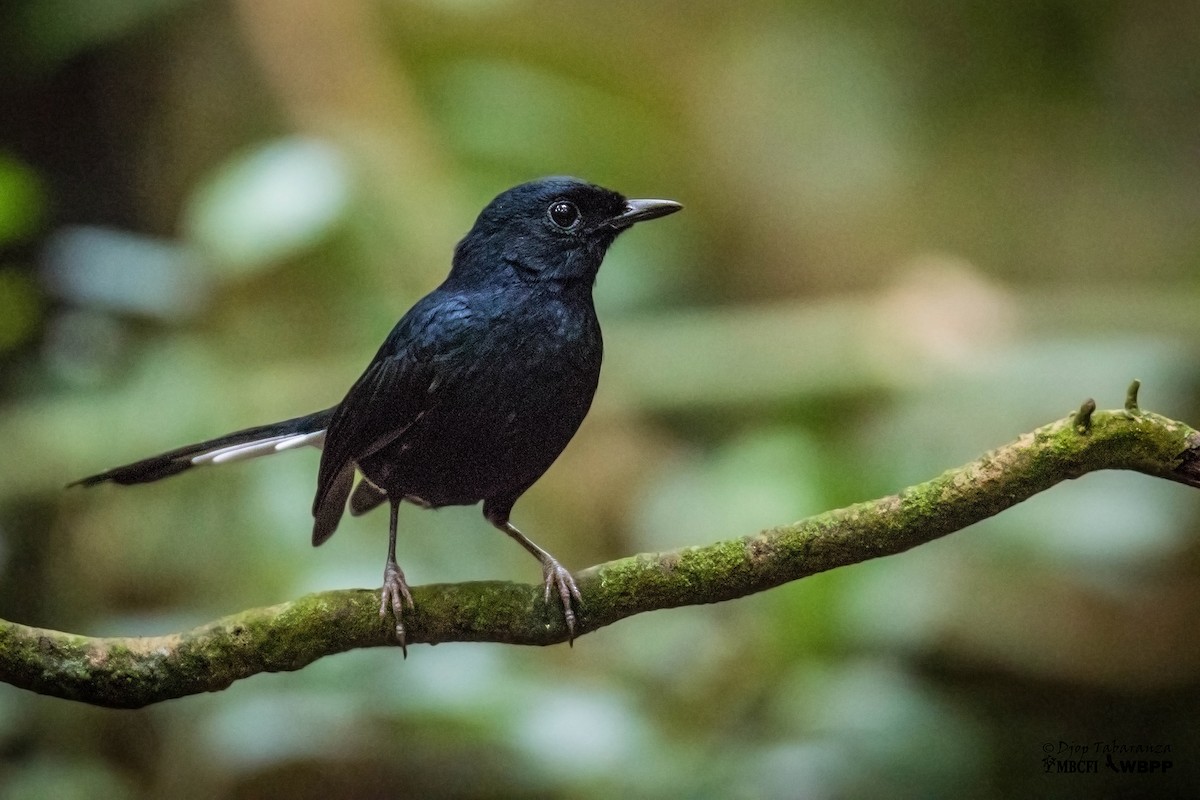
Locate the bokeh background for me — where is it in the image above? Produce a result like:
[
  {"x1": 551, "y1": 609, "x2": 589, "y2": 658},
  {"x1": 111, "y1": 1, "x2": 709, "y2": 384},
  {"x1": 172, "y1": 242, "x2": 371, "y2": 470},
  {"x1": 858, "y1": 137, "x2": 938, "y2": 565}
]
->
[{"x1": 2, "y1": 1, "x2": 1200, "y2": 797}]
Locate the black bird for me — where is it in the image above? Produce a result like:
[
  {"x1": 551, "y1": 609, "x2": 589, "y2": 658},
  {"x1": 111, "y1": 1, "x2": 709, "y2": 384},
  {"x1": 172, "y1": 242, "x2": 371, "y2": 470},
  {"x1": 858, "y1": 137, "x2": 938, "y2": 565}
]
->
[{"x1": 73, "y1": 177, "x2": 682, "y2": 649}]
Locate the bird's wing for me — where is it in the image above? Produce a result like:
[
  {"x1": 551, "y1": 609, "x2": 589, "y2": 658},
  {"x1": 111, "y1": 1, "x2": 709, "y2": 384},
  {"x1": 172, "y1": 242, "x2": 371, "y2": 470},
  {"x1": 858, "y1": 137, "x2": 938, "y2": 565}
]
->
[{"x1": 310, "y1": 293, "x2": 476, "y2": 544}]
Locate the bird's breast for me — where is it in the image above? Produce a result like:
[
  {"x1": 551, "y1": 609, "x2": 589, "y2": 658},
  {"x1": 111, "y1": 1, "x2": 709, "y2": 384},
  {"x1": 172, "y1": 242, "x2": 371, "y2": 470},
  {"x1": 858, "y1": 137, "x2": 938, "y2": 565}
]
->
[
  {"x1": 490, "y1": 290, "x2": 601, "y2": 372},
  {"x1": 360, "y1": 293, "x2": 603, "y2": 506}
]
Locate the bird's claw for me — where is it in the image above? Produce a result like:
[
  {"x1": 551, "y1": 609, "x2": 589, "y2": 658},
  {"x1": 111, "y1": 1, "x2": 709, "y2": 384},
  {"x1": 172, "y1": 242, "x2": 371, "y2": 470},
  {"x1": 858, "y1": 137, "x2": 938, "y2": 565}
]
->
[
  {"x1": 542, "y1": 559, "x2": 583, "y2": 643},
  {"x1": 380, "y1": 561, "x2": 415, "y2": 656}
]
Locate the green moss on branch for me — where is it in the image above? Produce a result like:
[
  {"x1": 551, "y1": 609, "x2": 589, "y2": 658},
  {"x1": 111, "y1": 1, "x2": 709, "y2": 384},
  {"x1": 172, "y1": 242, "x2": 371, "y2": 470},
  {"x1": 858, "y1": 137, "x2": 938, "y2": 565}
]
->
[{"x1": 2, "y1": 401, "x2": 1198, "y2": 708}]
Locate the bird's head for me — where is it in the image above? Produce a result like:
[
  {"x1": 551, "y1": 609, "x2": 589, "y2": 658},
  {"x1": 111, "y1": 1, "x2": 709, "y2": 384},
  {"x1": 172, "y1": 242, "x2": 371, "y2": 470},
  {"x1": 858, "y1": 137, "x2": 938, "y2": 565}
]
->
[{"x1": 450, "y1": 177, "x2": 681, "y2": 286}]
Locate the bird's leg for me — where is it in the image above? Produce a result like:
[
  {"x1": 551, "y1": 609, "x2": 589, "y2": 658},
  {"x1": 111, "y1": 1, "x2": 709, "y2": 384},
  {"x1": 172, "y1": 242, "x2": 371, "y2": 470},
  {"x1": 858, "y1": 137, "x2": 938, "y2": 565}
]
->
[
  {"x1": 484, "y1": 505, "x2": 582, "y2": 642},
  {"x1": 381, "y1": 500, "x2": 415, "y2": 655}
]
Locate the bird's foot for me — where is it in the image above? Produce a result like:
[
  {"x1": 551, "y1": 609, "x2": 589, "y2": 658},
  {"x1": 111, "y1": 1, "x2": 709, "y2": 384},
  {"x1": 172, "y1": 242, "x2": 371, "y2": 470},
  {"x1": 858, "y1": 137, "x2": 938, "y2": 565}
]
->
[
  {"x1": 380, "y1": 560, "x2": 416, "y2": 656},
  {"x1": 541, "y1": 558, "x2": 583, "y2": 643}
]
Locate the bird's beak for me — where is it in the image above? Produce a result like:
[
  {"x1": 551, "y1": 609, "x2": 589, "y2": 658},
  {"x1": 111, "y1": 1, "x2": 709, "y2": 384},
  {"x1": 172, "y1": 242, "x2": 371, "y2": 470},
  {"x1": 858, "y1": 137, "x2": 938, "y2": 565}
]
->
[{"x1": 611, "y1": 198, "x2": 683, "y2": 228}]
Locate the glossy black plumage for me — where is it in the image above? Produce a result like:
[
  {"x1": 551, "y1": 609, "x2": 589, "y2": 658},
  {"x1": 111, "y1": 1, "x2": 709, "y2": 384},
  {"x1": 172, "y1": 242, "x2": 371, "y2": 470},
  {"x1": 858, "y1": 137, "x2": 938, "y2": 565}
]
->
[{"x1": 74, "y1": 177, "x2": 682, "y2": 648}]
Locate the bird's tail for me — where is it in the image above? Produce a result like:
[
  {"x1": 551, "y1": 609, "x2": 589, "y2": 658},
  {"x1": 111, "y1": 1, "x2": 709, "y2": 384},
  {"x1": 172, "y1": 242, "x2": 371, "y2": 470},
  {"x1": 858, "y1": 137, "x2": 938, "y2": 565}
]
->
[{"x1": 69, "y1": 407, "x2": 336, "y2": 488}]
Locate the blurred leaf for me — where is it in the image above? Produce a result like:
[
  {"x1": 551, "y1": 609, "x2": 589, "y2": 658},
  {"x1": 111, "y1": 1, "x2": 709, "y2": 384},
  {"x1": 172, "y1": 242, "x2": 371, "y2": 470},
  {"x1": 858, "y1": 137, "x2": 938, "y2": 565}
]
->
[
  {"x1": 6, "y1": 0, "x2": 197, "y2": 71},
  {"x1": 512, "y1": 686, "x2": 654, "y2": 784},
  {"x1": 753, "y1": 660, "x2": 985, "y2": 800},
  {"x1": 428, "y1": 59, "x2": 663, "y2": 179},
  {"x1": 0, "y1": 268, "x2": 41, "y2": 353},
  {"x1": 0, "y1": 154, "x2": 44, "y2": 245},
  {"x1": 0, "y1": 756, "x2": 136, "y2": 800},
  {"x1": 202, "y1": 690, "x2": 371, "y2": 770},
  {"x1": 985, "y1": 472, "x2": 1191, "y2": 577},
  {"x1": 183, "y1": 138, "x2": 353, "y2": 278},
  {"x1": 38, "y1": 309, "x2": 127, "y2": 387},
  {"x1": 40, "y1": 226, "x2": 209, "y2": 320},
  {"x1": 860, "y1": 335, "x2": 1195, "y2": 490},
  {"x1": 704, "y1": 20, "x2": 908, "y2": 210},
  {"x1": 632, "y1": 426, "x2": 827, "y2": 551}
]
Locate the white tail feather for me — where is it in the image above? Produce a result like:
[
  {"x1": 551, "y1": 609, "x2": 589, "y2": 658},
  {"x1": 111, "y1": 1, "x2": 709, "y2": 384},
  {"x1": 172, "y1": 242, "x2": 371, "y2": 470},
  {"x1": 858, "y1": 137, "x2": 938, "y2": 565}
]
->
[
  {"x1": 273, "y1": 431, "x2": 326, "y2": 451},
  {"x1": 190, "y1": 430, "x2": 327, "y2": 466}
]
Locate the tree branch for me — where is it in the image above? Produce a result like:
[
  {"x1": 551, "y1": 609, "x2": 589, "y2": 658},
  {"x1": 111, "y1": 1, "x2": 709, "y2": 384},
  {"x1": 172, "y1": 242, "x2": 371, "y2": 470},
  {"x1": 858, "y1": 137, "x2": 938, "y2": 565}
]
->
[{"x1": 4, "y1": 389, "x2": 1199, "y2": 708}]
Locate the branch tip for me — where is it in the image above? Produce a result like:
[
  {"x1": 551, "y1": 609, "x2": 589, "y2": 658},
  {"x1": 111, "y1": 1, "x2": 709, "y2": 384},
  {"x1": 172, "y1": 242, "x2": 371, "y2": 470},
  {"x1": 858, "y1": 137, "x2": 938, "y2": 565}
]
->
[
  {"x1": 1073, "y1": 398, "x2": 1096, "y2": 434},
  {"x1": 1125, "y1": 379, "x2": 1142, "y2": 415}
]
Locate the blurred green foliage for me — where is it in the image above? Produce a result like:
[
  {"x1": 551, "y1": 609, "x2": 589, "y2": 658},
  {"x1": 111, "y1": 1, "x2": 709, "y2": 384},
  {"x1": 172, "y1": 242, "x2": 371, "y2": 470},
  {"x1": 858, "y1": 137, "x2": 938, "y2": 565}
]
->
[{"x1": 2, "y1": 0, "x2": 1200, "y2": 798}]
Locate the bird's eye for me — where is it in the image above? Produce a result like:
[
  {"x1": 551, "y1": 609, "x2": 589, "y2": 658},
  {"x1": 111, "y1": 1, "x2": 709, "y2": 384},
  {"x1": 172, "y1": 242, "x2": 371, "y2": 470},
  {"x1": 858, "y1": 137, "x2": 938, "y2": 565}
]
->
[{"x1": 548, "y1": 200, "x2": 580, "y2": 230}]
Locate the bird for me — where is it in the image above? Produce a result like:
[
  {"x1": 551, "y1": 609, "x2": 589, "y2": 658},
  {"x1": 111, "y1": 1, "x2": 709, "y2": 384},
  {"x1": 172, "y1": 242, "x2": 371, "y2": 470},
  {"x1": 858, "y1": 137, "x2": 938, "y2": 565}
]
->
[{"x1": 72, "y1": 176, "x2": 682, "y2": 651}]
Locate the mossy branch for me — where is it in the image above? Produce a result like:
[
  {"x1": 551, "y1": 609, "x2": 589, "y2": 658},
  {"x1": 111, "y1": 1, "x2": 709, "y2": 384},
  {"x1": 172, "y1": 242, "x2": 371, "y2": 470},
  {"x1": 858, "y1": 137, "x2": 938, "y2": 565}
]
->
[{"x1": 3, "y1": 388, "x2": 1199, "y2": 708}]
